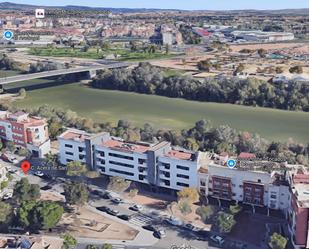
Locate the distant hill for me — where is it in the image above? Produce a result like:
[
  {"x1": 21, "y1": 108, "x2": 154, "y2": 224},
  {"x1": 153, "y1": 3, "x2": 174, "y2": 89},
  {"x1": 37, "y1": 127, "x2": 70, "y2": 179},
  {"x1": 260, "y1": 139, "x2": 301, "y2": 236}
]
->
[
  {"x1": 0, "y1": 1, "x2": 308, "y2": 14},
  {"x1": 0, "y1": 1, "x2": 181, "y2": 13}
]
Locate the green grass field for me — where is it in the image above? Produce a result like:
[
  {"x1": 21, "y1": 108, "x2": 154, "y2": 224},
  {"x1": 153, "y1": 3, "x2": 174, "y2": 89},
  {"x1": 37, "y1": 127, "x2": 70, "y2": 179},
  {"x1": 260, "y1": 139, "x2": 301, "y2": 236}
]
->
[
  {"x1": 13, "y1": 82, "x2": 309, "y2": 143},
  {"x1": 28, "y1": 47, "x2": 177, "y2": 61}
]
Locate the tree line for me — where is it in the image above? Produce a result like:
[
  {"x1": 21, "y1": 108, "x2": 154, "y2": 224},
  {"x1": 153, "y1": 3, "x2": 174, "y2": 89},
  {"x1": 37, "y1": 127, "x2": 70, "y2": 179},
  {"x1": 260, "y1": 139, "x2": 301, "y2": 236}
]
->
[
  {"x1": 1, "y1": 103, "x2": 307, "y2": 167},
  {"x1": 91, "y1": 62, "x2": 309, "y2": 112}
]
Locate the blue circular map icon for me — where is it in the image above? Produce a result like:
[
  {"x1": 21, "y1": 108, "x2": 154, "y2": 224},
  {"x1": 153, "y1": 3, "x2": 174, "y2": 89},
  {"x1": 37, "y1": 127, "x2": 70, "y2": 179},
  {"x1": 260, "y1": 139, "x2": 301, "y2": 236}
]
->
[
  {"x1": 3, "y1": 30, "x2": 13, "y2": 40},
  {"x1": 227, "y1": 159, "x2": 237, "y2": 169}
]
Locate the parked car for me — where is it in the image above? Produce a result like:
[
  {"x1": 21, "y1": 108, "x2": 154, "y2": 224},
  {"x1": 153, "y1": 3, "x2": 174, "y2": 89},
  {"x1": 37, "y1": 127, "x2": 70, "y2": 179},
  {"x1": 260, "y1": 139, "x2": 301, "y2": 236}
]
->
[
  {"x1": 2, "y1": 192, "x2": 13, "y2": 200},
  {"x1": 1, "y1": 154, "x2": 18, "y2": 164},
  {"x1": 154, "y1": 229, "x2": 166, "y2": 239},
  {"x1": 106, "y1": 208, "x2": 119, "y2": 216},
  {"x1": 96, "y1": 206, "x2": 109, "y2": 212},
  {"x1": 102, "y1": 192, "x2": 112, "y2": 199},
  {"x1": 142, "y1": 225, "x2": 156, "y2": 231},
  {"x1": 111, "y1": 198, "x2": 123, "y2": 204},
  {"x1": 164, "y1": 216, "x2": 183, "y2": 226},
  {"x1": 210, "y1": 235, "x2": 225, "y2": 246},
  {"x1": 91, "y1": 189, "x2": 104, "y2": 197},
  {"x1": 8, "y1": 168, "x2": 17, "y2": 174},
  {"x1": 40, "y1": 185, "x2": 52, "y2": 191},
  {"x1": 183, "y1": 223, "x2": 197, "y2": 231},
  {"x1": 130, "y1": 204, "x2": 143, "y2": 212},
  {"x1": 34, "y1": 171, "x2": 44, "y2": 177},
  {"x1": 117, "y1": 214, "x2": 131, "y2": 221}
]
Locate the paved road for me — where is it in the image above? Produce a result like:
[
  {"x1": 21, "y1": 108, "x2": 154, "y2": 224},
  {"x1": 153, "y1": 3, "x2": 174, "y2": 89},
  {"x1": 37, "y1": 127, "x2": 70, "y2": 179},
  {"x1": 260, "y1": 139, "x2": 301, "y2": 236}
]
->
[{"x1": 0, "y1": 62, "x2": 129, "y2": 85}]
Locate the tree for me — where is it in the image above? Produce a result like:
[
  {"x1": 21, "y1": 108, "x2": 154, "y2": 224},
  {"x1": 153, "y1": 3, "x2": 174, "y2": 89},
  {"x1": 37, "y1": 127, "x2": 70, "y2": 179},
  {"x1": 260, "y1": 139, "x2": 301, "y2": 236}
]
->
[
  {"x1": 0, "y1": 202, "x2": 12, "y2": 223},
  {"x1": 6, "y1": 141, "x2": 15, "y2": 153},
  {"x1": 128, "y1": 188, "x2": 139, "y2": 198},
  {"x1": 61, "y1": 233, "x2": 77, "y2": 249},
  {"x1": 196, "y1": 205, "x2": 215, "y2": 223},
  {"x1": 233, "y1": 63, "x2": 245, "y2": 75},
  {"x1": 197, "y1": 59, "x2": 211, "y2": 72},
  {"x1": 216, "y1": 211, "x2": 236, "y2": 233},
  {"x1": 17, "y1": 201, "x2": 63, "y2": 230},
  {"x1": 34, "y1": 201, "x2": 64, "y2": 230},
  {"x1": 257, "y1": 48, "x2": 267, "y2": 58},
  {"x1": 107, "y1": 176, "x2": 131, "y2": 193},
  {"x1": 102, "y1": 244, "x2": 113, "y2": 249},
  {"x1": 17, "y1": 147, "x2": 31, "y2": 157},
  {"x1": 49, "y1": 121, "x2": 63, "y2": 140},
  {"x1": 64, "y1": 182, "x2": 89, "y2": 206},
  {"x1": 229, "y1": 204, "x2": 242, "y2": 215},
  {"x1": 289, "y1": 65, "x2": 303, "y2": 74},
  {"x1": 0, "y1": 180, "x2": 8, "y2": 190},
  {"x1": 178, "y1": 199, "x2": 192, "y2": 215},
  {"x1": 13, "y1": 178, "x2": 40, "y2": 203},
  {"x1": 269, "y1": 233, "x2": 287, "y2": 249},
  {"x1": 18, "y1": 88, "x2": 27, "y2": 98},
  {"x1": 66, "y1": 161, "x2": 87, "y2": 177},
  {"x1": 177, "y1": 187, "x2": 199, "y2": 203}
]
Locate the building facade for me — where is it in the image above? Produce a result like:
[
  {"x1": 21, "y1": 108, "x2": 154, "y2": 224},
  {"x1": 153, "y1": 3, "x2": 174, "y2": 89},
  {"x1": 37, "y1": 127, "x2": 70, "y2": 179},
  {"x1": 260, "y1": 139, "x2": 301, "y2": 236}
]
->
[
  {"x1": 0, "y1": 111, "x2": 50, "y2": 157},
  {"x1": 58, "y1": 129, "x2": 205, "y2": 192}
]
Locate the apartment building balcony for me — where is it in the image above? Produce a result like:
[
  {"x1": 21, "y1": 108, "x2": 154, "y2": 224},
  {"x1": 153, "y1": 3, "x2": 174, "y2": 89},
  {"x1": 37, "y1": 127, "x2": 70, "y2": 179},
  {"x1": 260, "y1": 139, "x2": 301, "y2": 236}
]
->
[
  {"x1": 138, "y1": 166, "x2": 147, "y2": 175},
  {"x1": 159, "y1": 170, "x2": 170, "y2": 179},
  {"x1": 243, "y1": 181, "x2": 264, "y2": 206},
  {"x1": 159, "y1": 179, "x2": 171, "y2": 187},
  {"x1": 96, "y1": 151, "x2": 105, "y2": 158}
]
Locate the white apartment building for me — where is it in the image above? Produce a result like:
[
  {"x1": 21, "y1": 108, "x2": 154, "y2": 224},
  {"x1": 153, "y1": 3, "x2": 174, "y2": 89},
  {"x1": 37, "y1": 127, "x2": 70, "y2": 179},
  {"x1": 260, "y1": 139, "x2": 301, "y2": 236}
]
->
[
  {"x1": 58, "y1": 129, "x2": 205, "y2": 192},
  {"x1": 58, "y1": 128, "x2": 292, "y2": 212},
  {"x1": 198, "y1": 161, "x2": 290, "y2": 211}
]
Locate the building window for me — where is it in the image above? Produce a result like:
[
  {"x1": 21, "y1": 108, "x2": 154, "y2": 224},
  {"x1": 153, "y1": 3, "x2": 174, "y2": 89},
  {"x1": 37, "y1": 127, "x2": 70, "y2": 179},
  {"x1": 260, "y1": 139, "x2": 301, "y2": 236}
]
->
[
  {"x1": 176, "y1": 165, "x2": 189, "y2": 171},
  {"x1": 109, "y1": 168, "x2": 134, "y2": 176},
  {"x1": 176, "y1": 174, "x2": 189, "y2": 179},
  {"x1": 65, "y1": 152, "x2": 74, "y2": 156},
  {"x1": 200, "y1": 181, "x2": 206, "y2": 187},
  {"x1": 138, "y1": 175, "x2": 146, "y2": 181},
  {"x1": 161, "y1": 163, "x2": 170, "y2": 169},
  {"x1": 99, "y1": 159, "x2": 105, "y2": 165},
  {"x1": 270, "y1": 194, "x2": 277, "y2": 199},
  {"x1": 79, "y1": 155, "x2": 85, "y2": 160},
  {"x1": 109, "y1": 160, "x2": 134, "y2": 168},
  {"x1": 161, "y1": 171, "x2": 170, "y2": 178},
  {"x1": 109, "y1": 153, "x2": 133, "y2": 160},
  {"x1": 78, "y1": 147, "x2": 85, "y2": 152},
  {"x1": 97, "y1": 151, "x2": 105, "y2": 157},
  {"x1": 65, "y1": 144, "x2": 73, "y2": 148},
  {"x1": 138, "y1": 158, "x2": 146, "y2": 164},
  {"x1": 177, "y1": 182, "x2": 189, "y2": 187},
  {"x1": 100, "y1": 167, "x2": 105, "y2": 172}
]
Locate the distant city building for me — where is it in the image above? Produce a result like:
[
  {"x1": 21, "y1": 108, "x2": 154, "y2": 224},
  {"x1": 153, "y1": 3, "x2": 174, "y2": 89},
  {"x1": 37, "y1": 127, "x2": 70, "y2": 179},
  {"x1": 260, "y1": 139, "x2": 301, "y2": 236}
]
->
[
  {"x1": 0, "y1": 111, "x2": 50, "y2": 157},
  {"x1": 232, "y1": 30, "x2": 295, "y2": 42}
]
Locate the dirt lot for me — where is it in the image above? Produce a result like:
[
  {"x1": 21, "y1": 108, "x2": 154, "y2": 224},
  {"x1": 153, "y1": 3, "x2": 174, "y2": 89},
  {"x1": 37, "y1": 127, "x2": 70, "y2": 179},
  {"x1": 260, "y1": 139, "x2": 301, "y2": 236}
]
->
[
  {"x1": 57, "y1": 205, "x2": 139, "y2": 240},
  {"x1": 230, "y1": 42, "x2": 309, "y2": 54}
]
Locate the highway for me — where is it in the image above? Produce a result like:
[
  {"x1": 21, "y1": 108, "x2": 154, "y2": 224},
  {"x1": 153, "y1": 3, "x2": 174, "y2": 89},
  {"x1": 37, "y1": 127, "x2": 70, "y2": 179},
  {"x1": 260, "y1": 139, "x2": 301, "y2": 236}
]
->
[{"x1": 0, "y1": 62, "x2": 129, "y2": 85}]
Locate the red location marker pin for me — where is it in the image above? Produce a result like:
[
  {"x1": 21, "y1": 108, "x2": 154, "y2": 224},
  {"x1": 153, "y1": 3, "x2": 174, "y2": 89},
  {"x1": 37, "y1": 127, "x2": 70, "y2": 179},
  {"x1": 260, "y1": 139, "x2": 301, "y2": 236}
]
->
[{"x1": 21, "y1": 160, "x2": 31, "y2": 174}]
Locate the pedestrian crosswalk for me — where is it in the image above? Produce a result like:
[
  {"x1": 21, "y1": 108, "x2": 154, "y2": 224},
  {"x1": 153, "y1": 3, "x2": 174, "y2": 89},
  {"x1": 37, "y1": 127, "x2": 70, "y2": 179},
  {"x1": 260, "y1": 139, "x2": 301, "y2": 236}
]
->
[
  {"x1": 110, "y1": 244, "x2": 125, "y2": 249},
  {"x1": 129, "y1": 213, "x2": 153, "y2": 226}
]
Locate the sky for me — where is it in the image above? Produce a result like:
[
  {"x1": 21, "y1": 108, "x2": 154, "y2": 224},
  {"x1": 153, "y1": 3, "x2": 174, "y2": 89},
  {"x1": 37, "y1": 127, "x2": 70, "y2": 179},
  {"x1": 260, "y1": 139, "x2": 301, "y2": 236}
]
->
[{"x1": 6, "y1": 0, "x2": 309, "y2": 10}]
